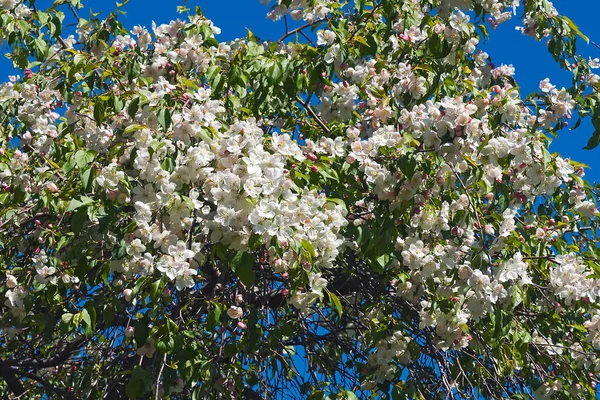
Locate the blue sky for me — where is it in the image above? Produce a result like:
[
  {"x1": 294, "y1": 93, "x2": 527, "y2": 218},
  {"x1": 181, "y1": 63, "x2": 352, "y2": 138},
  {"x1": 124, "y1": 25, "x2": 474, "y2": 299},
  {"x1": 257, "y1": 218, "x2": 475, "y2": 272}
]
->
[{"x1": 3, "y1": 0, "x2": 600, "y2": 180}]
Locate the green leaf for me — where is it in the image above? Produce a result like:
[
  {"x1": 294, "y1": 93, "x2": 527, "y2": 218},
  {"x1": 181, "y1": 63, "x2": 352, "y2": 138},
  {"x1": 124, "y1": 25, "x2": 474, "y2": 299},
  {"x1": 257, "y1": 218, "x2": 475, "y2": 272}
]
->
[
  {"x1": 150, "y1": 278, "x2": 166, "y2": 304},
  {"x1": 328, "y1": 290, "x2": 343, "y2": 318},
  {"x1": 56, "y1": 234, "x2": 72, "y2": 251},
  {"x1": 126, "y1": 60, "x2": 141, "y2": 83},
  {"x1": 375, "y1": 254, "x2": 390, "y2": 273},
  {"x1": 317, "y1": 165, "x2": 339, "y2": 182},
  {"x1": 93, "y1": 97, "x2": 106, "y2": 125},
  {"x1": 478, "y1": 24, "x2": 489, "y2": 40},
  {"x1": 181, "y1": 77, "x2": 199, "y2": 90},
  {"x1": 128, "y1": 97, "x2": 140, "y2": 119},
  {"x1": 429, "y1": 34, "x2": 452, "y2": 59},
  {"x1": 205, "y1": 65, "x2": 221, "y2": 82},
  {"x1": 301, "y1": 240, "x2": 316, "y2": 259},
  {"x1": 341, "y1": 390, "x2": 357, "y2": 400},
  {"x1": 584, "y1": 131, "x2": 600, "y2": 150},
  {"x1": 123, "y1": 124, "x2": 145, "y2": 135},
  {"x1": 61, "y1": 313, "x2": 74, "y2": 324},
  {"x1": 70, "y1": 207, "x2": 87, "y2": 234},
  {"x1": 126, "y1": 365, "x2": 150, "y2": 398},
  {"x1": 112, "y1": 94, "x2": 124, "y2": 113},
  {"x1": 206, "y1": 302, "x2": 222, "y2": 332},
  {"x1": 81, "y1": 167, "x2": 93, "y2": 191},
  {"x1": 81, "y1": 307, "x2": 95, "y2": 338},
  {"x1": 562, "y1": 16, "x2": 589, "y2": 44},
  {"x1": 67, "y1": 196, "x2": 94, "y2": 212},
  {"x1": 232, "y1": 252, "x2": 256, "y2": 287},
  {"x1": 307, "y1": 390, "x2": 326, "y2": 400},
  {"x1": 399, "y1": 156, "x2": 417, "y2": 179},
  {"x1": 512, "y1": 286, "x2": 524, "y2": 309},
  {"x1": 134, "y1": 319, "x2": 150, "y2": 348},
  {"x1": 269, "y1": 61, "x2": 283, "y2": 82},
  {"x1": 62, "y1": 159, "x2": 75, "y2": 175},
  {"x1": 73, "y1": 52, "x2": 86, "y2": 67},
  {"x1": 74, "y1": 149, "x2": 96, "y2": 168},
  {"x1": 37, "y1": 11, "x2": 49, "y2": 26},
  {"x1": 81, "y1": 309, "x2": 92, "y2": 336},
  {"x1": 157, "y1": 108, "x2": 172, "y2": 132},
  {"x1": 326, "y1": 198, "x2": 347, "y2": 212}
]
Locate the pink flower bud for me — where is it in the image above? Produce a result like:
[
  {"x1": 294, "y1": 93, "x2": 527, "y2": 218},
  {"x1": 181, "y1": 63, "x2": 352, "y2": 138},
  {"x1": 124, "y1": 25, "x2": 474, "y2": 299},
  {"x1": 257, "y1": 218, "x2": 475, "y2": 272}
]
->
[
  {"x1": 125, "y1": 326, "x2": 134, "y2": 337},
  {"x1": 107, "y1": 191, "x2": 118, "y2": 200},
  {"x1": 123, "y1": 289, "x2": 133, "y2": 302},
  {"x1": 46, "y1": 182, "x2": 59, "y2": 193},
  {"x1": 451, "y1": 226, "x2": 464, "y2": 237}
]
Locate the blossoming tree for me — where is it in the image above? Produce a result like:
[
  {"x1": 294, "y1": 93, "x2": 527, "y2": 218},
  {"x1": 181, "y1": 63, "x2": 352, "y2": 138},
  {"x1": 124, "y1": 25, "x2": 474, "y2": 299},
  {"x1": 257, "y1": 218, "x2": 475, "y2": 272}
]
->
[{"x1": 1, "y1": 0, "x2": 600, "y2": 398}]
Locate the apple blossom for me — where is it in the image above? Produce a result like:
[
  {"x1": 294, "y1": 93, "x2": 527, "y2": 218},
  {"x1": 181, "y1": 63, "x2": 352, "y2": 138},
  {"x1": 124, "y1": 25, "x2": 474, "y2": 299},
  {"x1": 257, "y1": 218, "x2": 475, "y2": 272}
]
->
[{"x1": 0, "y1": 0, "x2": 599, "y2": 398}]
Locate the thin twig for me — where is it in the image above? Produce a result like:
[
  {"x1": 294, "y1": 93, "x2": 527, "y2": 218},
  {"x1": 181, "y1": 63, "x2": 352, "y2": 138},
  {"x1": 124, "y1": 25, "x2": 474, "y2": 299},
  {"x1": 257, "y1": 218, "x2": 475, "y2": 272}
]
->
[
  {"x1": 278, "y1": 20, "x2": 324, "y2": 43},
  {"x1": 444, "y1": 155, "x2": 489, "y2": 255},
  {"x1": 296, "y1": 96, "x2": 330, "y2": 134},
  {"x1": 154, "y1": 353, "x2": 167, "y2": 400}
]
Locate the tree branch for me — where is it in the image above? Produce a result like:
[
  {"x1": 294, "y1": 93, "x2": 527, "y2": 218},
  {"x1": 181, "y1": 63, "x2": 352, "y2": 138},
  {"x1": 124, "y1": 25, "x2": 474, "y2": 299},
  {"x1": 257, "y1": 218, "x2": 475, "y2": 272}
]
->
[
  {"x1": 0, "y1": 357, "x2": 25, "y2": 396},
  {"x1": 9, "y1": 335, "x2": 87, "y2": 369}
]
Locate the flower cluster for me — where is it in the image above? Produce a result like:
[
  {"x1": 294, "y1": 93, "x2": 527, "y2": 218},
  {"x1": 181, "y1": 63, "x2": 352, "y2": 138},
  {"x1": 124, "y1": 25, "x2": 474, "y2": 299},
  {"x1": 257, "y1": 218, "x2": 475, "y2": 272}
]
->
[{"x1": 1, "y1": 0, "x2": 600, "y2": 398}]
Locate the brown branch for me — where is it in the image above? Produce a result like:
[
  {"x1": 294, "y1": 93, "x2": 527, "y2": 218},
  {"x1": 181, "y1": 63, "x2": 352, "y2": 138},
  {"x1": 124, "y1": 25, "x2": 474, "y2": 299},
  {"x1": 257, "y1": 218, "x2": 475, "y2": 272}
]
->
[
  {"x1": 9, "y1": 335, "x2": 87, "y2": 369},
  {"x1": 278, "y1": 20, "x2": 324, "y2": 43},
  {"x1": 0, "y1": 357, "x2": 25, "y2": 396},
  {"x1": 296, "y1": 96, "x2": 330, "y2": 134},
  {"x1": 13, "y1": 369, "x2": 78, "y2": 400}
]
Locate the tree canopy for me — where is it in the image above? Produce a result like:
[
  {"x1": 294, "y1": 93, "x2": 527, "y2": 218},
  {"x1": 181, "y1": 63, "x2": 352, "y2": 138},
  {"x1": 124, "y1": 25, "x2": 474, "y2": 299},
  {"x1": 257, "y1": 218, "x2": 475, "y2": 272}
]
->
[{"x1": 1, "y1": 0, "x2": 600, "y2": 398}]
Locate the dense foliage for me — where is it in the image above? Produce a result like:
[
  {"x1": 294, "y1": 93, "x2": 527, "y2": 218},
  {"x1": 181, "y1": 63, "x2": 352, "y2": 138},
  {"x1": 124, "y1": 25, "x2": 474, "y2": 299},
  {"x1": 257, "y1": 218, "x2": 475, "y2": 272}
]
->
[{"x1": 2, "y1": 0, "x2": 600, "y2": 398}]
